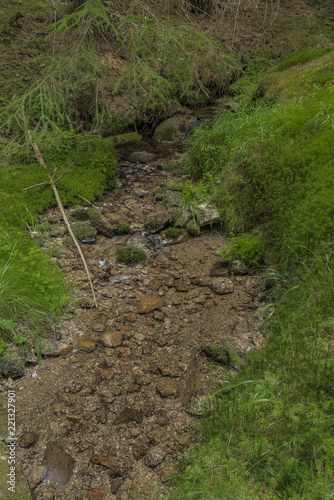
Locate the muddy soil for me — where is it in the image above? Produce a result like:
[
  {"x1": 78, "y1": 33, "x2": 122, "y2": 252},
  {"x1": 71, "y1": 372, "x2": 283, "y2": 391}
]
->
[{"x1": 1, "y1": 128, "x2": 267, "y2": 500}]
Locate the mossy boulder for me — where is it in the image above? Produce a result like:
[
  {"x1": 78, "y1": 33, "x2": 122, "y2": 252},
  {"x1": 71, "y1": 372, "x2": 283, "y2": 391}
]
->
[
  {"x1": 186, "y1": 220, "x2": 200, "y2": 235},
  {"x1": 116, "y1": 246, "x2": 147, "y2": 265},
  {"x1": 145, "y1": 211, "x2": 171, "y2": 233},
  {"x1": 164, "y1": 190, "x2": 183, "y2": 207},
  {"x1": 154, "y1": 114, "x2": 197, "y2": 142},
  {"x1": 0, "y1": 357, "x2": 25, "y2": 378},
  {"x1": 126, "y1": 151, "x2": 156, "y2": 164},
  {"x1": 164, "y1": 227, "x2": 185, "y2": 239},
  {"x1": 70, "y1": 207, "x2": 113, "y2": 236},
  {"x1": 114, "y1": 223, "x2": 132, "y2": 235},
  {"x1": 71, "y1": 222, "x2": 97, "y2": 243},
  {"x1": 167, "y1": 207, "x2": 191, "y2": 228}
]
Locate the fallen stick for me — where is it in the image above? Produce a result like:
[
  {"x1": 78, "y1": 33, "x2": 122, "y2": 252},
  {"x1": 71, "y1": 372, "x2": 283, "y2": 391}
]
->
[{"x1": 27, "y1": 131, "x2": 98, "y2": 308}]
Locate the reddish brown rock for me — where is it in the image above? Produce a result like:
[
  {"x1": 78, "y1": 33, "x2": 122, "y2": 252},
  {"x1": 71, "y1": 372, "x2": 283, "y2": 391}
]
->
[
  {"x1": 78, "y1": 340, "x2": 96, "y2": 352},
  {"x1": 90, "y1": 453, "x2": 116, "y2": 469},
  {"x1": 87, "y1": 487, "x2": 108, "y2": 500},
  {"x1": 100, "y1": 329, "x2": 123, "y2": 347},
  {"x1": 138, "y1": 297, "x2": 165, "y2": 314}
]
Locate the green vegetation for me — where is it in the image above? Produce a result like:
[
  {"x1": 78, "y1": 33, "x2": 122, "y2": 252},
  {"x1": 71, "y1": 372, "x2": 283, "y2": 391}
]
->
[
  {"x1": 172, "y1": 48, "x2": 334, "y2": 500},
  {"x1": 220, "y1": 230, "x2": 265, "y2": 267},
  {"x1": 187, "y1": 50, "x2": 334, "y2": 265},
  {"x1": 116, "y1": 246, "x2": 147, "y2": 265},
  {"x1": 0, "y1": 226, "x2": 68, "y2": 345},
  {"x1": 164, "y1": 227, "x2": 185, "y2": 239}
]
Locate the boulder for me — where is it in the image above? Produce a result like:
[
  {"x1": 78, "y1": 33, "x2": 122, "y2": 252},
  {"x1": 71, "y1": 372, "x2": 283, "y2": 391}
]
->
[
  {"x1": 195, "y1": 203, "x2": 220, "y2": 227},
  {"x1": 145, "y1": 211, "x2": 171, "y2": 233}
]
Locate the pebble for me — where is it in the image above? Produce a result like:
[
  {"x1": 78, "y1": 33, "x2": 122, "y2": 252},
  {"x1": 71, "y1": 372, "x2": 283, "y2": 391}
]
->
[
  {"x1": 138, "y1": 296, "x2": 165, "y2": 314},
  {"x1": 144, "y1": 445, "x2": 167, "y2": 468},
  {"x1": 156, "y1": 378, "x2": 179, "y2": 397},
  {"x1": 78, "y1": 340, "x2": 97, "y2": 352},
  {"x1": 37, "y1": 340, "x2": 73, "y2": 357},
  {"x1": 100, "y1": 329, "x2": 123, "y2": 347},
  {"x1": 18, "y1": 431, "x2": 39, "y2": 448},
  {"x1": 212, "y1": 278, "x2": 234, "y2": 294},
  {"x1": 87, "y1": 486, "x2": 108, "y2": 500}
]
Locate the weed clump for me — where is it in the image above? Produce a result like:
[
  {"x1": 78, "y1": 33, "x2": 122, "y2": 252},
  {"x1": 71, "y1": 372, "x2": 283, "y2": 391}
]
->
[{"x1": 116, "y1": 246, "x2": 147, "y2": 265}]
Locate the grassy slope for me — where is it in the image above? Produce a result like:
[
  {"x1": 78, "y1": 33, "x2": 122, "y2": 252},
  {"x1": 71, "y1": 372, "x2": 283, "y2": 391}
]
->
[{"x1": 172, "y1": 51, "x2": 334, "y2": 499}]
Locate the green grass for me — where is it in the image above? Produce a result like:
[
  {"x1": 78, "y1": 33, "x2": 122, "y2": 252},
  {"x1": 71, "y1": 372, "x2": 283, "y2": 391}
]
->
[
  {"x1": 186, "y1": 50, "x2": 334, "y2": 266},
  {"x1": 0, "y1": 225, "x2": 68, "y2": 344}
]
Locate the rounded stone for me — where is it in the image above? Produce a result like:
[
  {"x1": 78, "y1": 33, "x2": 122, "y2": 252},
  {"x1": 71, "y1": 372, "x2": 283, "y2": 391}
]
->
[
  {"x1": 156, "y1": 378, "x2": 179, "y2": 397},
  {"x1": 100, "y1": 330, "x2": 123, "y2": 347}
]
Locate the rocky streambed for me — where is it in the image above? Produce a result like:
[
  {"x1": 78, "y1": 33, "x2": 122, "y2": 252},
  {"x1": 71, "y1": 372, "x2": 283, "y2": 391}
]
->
[{"x1": 0, "y1": 111, "x2": 268, "y2": 499}]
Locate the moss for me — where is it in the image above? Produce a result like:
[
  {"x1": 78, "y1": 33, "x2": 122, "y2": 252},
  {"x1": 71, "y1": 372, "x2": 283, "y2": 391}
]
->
[
  {"x1": 164, "y1": 227, "x2": 185, "y2": 239},
  {"x1": 154, "y1": 123, "x2": 175, "y2": 141},
  {"x1": 186, "y1": 220, "x2": 200, "y2": 236},
  {"x1": 71, "y1": 222, "x2": 97, "y2": 243},
  {"x1": 0, "y1": 137, "x2": 117, "y2": 229},
  {"x1": 116, "y1": 246, "x2": 147, "y2": 265}
]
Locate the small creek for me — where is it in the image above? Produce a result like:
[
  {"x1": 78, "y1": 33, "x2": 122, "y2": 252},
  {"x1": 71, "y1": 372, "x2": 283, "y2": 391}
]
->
[{"x1": 2, "y1": 104, "x2": 267, "y2": 500}]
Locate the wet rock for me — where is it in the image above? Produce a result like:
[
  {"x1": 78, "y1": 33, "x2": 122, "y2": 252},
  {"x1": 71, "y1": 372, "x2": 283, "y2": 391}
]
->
[
  {"x1": 133, "y1": 436, "x2": 150, "y2": 460},
  {"x1": 195, "y1": 203, "x2": 220, "y2": 227},
  {"x1": 111, "y1": 479, "x2": 123, "y2": 493},
  {"x1": 33, "y1": 484, "x2": 56, "y2": 499},
  {"x1": 155, "y1": 410, "x2": 170, "y2": 426},
  {"x1": 148, "y1": 279, "x2": 163, "y2": 291},
  {"x1": 42, "y1": 441, "x2": 75, "y2": 485},
  {"x1": 0, "y1": 357, "x2": 25, "y2": 378},
  {"x1": 100, "y1": 329, "x2": 123, "y2": 347},
  {"x1": 91, "y1": 322, "x2": 106, "y2": 332},
  {"x1": 154, "y1": 114, "x2": 196, "y2": 142},
  {"x1": 18, "y1": 430, "x2": 39, "y2": 448},
  {"x1": 192, "y1": 276, "x2": 213, "y2": 287},
  {"x1": 210, "y1": 262, "x2": 229, "y2": 277},
  {"x1": 70, "y1": 207, "x2": 113, "y2": 236},
  {"x1": 87, "y1": 486, "x2": 108, "y2": 500},
  {"x1": 77, "y1": 297, "x2": 94, "y2": 308},
  {"x1": 164, "y1": 190, "x2": 183, "y2": 207},
  {"x1": 230, "y1": 259, "x2": 249, "y2": 275},
  {"x1": 127, "y1": 463, "x2": 161, "y2": 499},
  {"x1": 37, "y1": 340, "x2": 73, "y2": 357},
  {"x1": 212, "y1": 278, "x2": 234, "y2": 294},
  {"x1": 159, "y1": 365, "x2": 182, "y2": 377},
  {"x1": 156, "y1": 378, "x2": 179, "y2": 397},
  {"x1": 27, "y1": 465, "x2": 48, "y2": 490},
  {"x1": 127, "y1": 151, "x2": 156, "y2": 163},
  {"x1": 90, "y1": 453, "x2": 117, "y2": 469},
  {"x1": 78, "y1": 340, "x2": 96, "y2": 352},
  {"x1": 115, "y1": 223, "x2": 132, "y2": 235},
  {"x1": 138, "y1": 296, "x2": 165, "y2": 314},
  {"x1": 145, "y1": 211, "x2": 171, "y2": 232},
  {"x1": 144, "y1": 445, "x2": 167, "y2": 468},
  {"x1": 23, "y1": 348, "x2": 39, "y2": 364},
  {"x1": 113, "y1": 408, "x2": 143, "y2": 425},
  {"x1": 71, "y1": 222, "x2": 97, "y2": 243},
  {"x1": 147, "y1": 427, "x2": 168, "y2": 444}
]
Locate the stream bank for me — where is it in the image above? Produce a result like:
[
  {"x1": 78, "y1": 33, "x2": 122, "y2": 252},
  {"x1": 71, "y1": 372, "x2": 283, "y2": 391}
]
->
[{"x1": 1, "y1": 109, "x2": 267, "y2": 500}]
